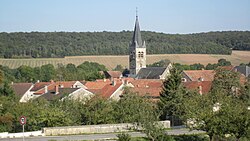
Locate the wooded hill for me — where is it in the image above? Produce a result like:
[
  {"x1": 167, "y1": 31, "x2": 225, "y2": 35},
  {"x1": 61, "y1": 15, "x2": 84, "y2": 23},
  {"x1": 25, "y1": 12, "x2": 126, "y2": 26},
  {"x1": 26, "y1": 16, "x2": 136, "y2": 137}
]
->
[{"x1": 0, "y1": 31, "x2": 249, "y2": 58}]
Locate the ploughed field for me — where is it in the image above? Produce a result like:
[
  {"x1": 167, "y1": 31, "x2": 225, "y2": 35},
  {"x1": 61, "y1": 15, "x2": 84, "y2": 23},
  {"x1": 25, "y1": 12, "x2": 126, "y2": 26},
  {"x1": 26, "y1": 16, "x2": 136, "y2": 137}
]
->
[{"x1": 0, "y1": 51, "x2": 249, "y2": 70}]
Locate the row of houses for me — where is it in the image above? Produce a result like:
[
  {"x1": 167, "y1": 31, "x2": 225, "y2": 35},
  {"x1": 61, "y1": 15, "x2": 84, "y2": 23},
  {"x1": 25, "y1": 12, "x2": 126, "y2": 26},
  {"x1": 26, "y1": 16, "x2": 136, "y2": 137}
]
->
[{"x1": 11, "y1": 65, "x2": 249, "y2": 102}]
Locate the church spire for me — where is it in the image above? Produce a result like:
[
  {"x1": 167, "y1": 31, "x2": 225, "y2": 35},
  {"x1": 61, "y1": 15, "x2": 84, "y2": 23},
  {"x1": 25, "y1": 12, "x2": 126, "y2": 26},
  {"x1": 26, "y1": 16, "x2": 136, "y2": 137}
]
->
[{"x1": 132, "y1": 8, "x2": 143, "y2": 47}]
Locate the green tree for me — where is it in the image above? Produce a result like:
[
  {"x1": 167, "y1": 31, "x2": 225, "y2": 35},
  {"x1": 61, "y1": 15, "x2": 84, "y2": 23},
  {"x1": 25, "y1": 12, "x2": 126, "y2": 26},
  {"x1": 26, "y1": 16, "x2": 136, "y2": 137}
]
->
[
  {"x1": 183, "y1": 90, "x2": 250, "y2": 141},
  {"x1": 147, "y1": 59, "x2": 171, "y2": 67},
  {"x1": 16, "y1": 65, "x2": 35, "y2": 82},
  {"x1": 114, "y1": 92, "x2": 158, "y2": 124},
  {"x1": 159, "y1": 67, "x2": 186, "y2": 123},
  {"x1": 40, "y1": 64, "x2": 56, "y2": 81},
  {"x1": 211, "y1": 68, "x2": 240, "y2": 96},
  {"x1": 218, "y1": 58, "x2": 231, "y2": 66},
  {"x1": 83, "y1": 96, "x2": 116, "y2": 125},
  {"x1": 113, "y1": 64, "x2": 124, "y2": 72},
  {"x1": 0, "y1": 70, "x2": 3, "y2": 84}
]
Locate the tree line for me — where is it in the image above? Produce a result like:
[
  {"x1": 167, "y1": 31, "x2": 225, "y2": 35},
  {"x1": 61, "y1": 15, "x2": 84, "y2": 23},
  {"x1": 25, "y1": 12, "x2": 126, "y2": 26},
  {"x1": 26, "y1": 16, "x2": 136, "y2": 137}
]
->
[
  {"x1": 0, "y1": 61, "x2": 107, "y2": 83},
  {"x1": 1, "y1": 31, "x2": 250, "y2": 58}
]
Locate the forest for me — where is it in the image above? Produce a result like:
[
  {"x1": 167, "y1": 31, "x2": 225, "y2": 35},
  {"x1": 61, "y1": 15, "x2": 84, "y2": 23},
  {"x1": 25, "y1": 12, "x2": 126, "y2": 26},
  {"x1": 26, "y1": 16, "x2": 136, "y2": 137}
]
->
[{"x1": 0, "y1": 31, "x2": 250, "y2": 58}]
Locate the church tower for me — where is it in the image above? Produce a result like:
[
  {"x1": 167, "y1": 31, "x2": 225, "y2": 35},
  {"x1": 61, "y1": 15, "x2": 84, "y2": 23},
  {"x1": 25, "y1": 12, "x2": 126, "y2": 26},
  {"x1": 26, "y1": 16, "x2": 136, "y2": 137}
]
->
[{"x1": 129, "y1": 13, "x2": 146, "y2": 76}]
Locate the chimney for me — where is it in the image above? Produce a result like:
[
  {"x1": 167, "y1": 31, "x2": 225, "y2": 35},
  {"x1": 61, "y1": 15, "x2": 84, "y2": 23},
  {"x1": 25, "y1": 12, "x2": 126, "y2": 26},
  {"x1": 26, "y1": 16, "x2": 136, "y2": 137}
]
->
[
  {"x1": 112, "y1": 80, "x2": 116, "y2": 86},
  {"x1": 55, "y1": 85, "x2": 59, "y2": 94},
  {"x1": 37, "y1": 80, "x2": 40, "y2": 83},
  {"x1": 198, "y1": 77, "x2": 204, "y2": 82},
  {"x1": 11, "y1": 82, "x2": 14, "y2": 85},
  {"x1": 198, "y1": 86, "x2": 202, "y2": 95},
  {"x1": 45, "y1": 85, "x2": 48, "y2": 93},
  {"x1": 103, "y1": 78, "x2": 106, "y2": 82}
]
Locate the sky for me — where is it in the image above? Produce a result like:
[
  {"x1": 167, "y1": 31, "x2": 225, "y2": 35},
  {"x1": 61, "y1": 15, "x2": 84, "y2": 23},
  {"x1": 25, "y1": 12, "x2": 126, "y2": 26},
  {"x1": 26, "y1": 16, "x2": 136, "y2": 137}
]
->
[{"x1": 0, "y1": 0, "x2": 250, "y2": 34}]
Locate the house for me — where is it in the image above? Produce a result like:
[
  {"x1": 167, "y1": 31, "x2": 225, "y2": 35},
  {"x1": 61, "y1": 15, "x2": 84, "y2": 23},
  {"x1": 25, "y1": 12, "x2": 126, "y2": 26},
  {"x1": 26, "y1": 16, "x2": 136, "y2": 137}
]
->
[
  {"x1": 30, "y1": 80, "x2": 90, "y2": 101},
  {"x1": 183, "y1": 81, "x2": 212, "y2": 95},
  {"x1": 84, "y1": 79, "x2": 124, "y2": 100},
  {"x1": 234, "y1": 65, "x2": 250, "y2": 78},
  {"x1": 102, "y1": 71, "x2": 123, "y2": 79},
  {"x1": 182, "y1": 70, "x2": 215, "y2": 82},
  {"x1": 39, "y1": 87, "x2": 93, "y2": 101},
  {"x1": 124, "y1": 79, "x2": 163, "y2": 101},
  {"x1": 136, "y1": 63, "x2": 172, "y2": 79},
  {"x1": 11, "y1": 83, "x2": 34, "y2": 102}
]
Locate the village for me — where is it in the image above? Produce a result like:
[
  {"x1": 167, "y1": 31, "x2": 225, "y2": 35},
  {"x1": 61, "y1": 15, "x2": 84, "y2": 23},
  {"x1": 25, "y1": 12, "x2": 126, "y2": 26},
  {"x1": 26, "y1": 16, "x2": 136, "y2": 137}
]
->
[
  {"x1": 11, "y1": 15, "x2": 250, "y2": 104},
  {"x1": 1, "y1": 1, "x2": 250, "y2": 140}
]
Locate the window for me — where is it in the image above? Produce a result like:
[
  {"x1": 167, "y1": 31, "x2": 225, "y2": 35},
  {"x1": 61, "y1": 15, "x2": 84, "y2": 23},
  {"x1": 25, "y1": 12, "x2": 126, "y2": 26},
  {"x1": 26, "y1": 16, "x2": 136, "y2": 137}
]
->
[{"x1": 138, "y1": 51, "x2": 144, "y2": 58}]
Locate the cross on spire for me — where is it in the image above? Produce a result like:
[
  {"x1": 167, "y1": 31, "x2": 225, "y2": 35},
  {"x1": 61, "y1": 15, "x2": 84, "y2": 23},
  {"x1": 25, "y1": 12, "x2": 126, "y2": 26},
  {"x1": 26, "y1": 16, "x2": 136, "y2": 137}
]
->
[{"x1": 136, "y1": 7, "x2": 138, "y2": 19}]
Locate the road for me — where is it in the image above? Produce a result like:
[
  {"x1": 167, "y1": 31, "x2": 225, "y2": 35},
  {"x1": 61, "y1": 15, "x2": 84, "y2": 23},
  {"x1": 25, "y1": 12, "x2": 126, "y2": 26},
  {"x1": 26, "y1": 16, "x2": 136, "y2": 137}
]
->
[{"x1": 0, "y1": 128, "x2": 205, "y2": 141}]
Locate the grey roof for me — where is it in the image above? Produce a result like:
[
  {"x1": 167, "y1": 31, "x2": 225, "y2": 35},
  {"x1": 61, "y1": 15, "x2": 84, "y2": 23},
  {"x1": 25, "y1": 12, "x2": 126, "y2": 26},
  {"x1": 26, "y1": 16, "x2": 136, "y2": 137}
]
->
[
  {"x1": 39, "y1": 88, "x2": 79, "y2": 101},
  {"x1": 11, "y1": 83, "x2": 33, "y2": 97},
  {"x1": 131, "y1": 16, "x2": 144, "y2": 48},
  {"x1": 136, "y1": 67, "x2": 166, "y2": 79},
  {"x1": 235, "y1": 66, "x2": 250, "y2": 77}
]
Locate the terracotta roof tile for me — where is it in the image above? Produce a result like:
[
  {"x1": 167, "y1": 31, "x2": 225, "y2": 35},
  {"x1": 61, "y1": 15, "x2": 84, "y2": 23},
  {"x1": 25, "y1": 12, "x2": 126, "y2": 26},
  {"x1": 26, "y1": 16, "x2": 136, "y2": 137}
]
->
[
  {"x1": 100, "y1": 82, "x2": 123, "y2": 98},
  {"x1": 56, "y1": 81, "x2": 77, "y2": 88},
  {"x1": 31, "y1": 82, "x2": 51, "y2": 91},
  {"x1": 85, "y1": 79, "x2": 123, "y2": 99},
  {"x1": 183, "y1": 70, "x2": 215, "y2": 81},
  {"x1": 85, "y1": 80, "x2": 111, "y2": 89},
  {"x1": 129, "y1": 79, "x2": 163, "y2": 97},
  {"x1": 183, "y1": 81, "x2": 212, "y2": 94}
]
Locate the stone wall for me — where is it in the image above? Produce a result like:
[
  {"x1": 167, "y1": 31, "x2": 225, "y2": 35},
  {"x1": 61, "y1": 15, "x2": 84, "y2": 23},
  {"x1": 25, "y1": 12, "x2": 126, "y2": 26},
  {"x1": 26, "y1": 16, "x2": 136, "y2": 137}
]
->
[
  {"x1": 43, "y1": 121, "x2": 170, "y2": 136},
  {"x1": 0, "y1": 131, "x2": 43, "y2": 138}
]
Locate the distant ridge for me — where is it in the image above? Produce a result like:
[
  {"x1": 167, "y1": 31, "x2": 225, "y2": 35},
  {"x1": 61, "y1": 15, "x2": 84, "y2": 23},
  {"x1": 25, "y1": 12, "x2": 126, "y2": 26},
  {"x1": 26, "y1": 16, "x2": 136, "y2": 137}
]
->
[{"x1": 0, "y1": 31, "x2": 250, "y2": 58}]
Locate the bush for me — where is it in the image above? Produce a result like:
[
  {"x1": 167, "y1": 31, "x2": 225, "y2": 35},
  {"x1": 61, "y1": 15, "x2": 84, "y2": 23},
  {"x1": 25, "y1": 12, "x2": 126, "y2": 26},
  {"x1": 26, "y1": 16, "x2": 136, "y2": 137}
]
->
[{"x1": 117, "y1": 132, "x2": 131, "y2": 141}]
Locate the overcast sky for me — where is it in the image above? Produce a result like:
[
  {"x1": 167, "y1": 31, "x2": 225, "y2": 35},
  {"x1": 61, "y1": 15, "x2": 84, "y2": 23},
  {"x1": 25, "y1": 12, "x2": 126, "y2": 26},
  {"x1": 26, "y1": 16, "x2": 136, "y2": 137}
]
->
[{"x1": 0, "y1": 0, "x2": 250, "y2": 34}]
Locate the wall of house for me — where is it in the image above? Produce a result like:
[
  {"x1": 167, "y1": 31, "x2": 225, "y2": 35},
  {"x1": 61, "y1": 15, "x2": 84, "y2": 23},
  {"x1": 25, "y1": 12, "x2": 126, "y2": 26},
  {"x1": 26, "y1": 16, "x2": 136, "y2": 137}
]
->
[
  {"x1": 68, "y1": 88, "x2": 93, "y2": 101},
  {"x1": 181, "y1": 73, "x2": 192, "y2": 82},
  {"x1": 43, "y1": 121, "x2": 170, "y2": 136},
  {"x1": 109, "y1": 84, "x2": 124, "y2": 101},
  {"x1": 159, "y1": 63, "x2": 172, "y2": 79},
  {"x1": 19, "y1": 86, "x2": 35, "y2": 102}
]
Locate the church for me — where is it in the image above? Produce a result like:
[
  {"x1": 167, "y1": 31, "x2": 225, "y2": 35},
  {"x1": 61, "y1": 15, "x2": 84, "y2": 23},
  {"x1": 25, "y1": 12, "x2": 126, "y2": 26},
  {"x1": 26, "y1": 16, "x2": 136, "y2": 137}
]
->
[{"x1": 129, "y1": 14, "x2": 172, "y2": 79}]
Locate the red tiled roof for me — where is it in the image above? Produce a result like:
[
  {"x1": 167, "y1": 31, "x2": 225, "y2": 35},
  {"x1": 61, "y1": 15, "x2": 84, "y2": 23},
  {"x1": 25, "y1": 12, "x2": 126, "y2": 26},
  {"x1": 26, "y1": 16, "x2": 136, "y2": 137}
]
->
[
  {"x1": 32, "y1": 81, "x2": 85, "y2": 95},
  {"x1": 129, "y1": 79, "x2": 163, "y2": 97},
  {"x1": 31, "y1": 82, "x2": 51, "y2": 91},
  {"x1": 183, "y1": 81, "x2": 212, "y2": 94},
  {"x1": 56, "y1": 81, "x2": 77, "y2": 88},
  {"x1": 100, "y1": 82, "x2": 123, "y2": 98},
  {"x1": 85, "y1": 79, "x2": 123, "y2": 99},
  {"x1": 11, "y1": 83, "x2": 33, "y2": 96},
  {"x1": 85, "y1": 80, "x2": 111, "y2": 89},
  {"x1": 33, "y1": 83, "x2": 57, "y2": 95},
  {"x1": 183, "y1": 70, "x2": 215, "y2": 81}
]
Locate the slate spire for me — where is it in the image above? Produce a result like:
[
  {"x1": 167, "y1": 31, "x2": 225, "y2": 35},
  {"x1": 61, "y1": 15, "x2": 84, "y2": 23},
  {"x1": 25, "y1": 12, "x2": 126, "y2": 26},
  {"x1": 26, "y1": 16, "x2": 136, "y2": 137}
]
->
[{"x1": 131, "y1": 9, "x2": 143, "y2": 47}]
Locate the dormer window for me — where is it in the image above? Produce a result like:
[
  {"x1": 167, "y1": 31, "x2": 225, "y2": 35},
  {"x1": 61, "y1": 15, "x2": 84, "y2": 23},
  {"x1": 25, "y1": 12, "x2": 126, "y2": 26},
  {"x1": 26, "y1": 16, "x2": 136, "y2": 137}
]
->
[{"x1": 181, "y1": 78, "x2": 187, "y2": 82}]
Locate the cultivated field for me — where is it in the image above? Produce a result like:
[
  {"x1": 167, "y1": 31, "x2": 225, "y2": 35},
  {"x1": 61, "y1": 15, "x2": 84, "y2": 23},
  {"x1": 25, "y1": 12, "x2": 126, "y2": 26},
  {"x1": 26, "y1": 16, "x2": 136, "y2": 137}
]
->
[{"x1": 0, "y1": 51, "x2": 249, "y2": 70}]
